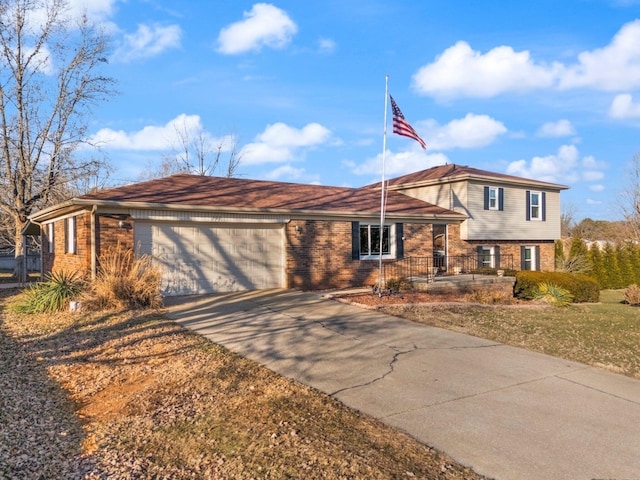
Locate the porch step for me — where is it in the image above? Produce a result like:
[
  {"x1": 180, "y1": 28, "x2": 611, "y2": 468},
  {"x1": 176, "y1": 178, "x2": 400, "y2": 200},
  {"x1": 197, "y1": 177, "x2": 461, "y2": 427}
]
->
[{"x1": 411, "y1": 274, "x2": 515, "y2": 292}]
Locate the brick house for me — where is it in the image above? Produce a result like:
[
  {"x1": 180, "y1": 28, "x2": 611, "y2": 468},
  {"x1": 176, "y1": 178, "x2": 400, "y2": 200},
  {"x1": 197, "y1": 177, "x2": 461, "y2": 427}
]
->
[{"x1": 27, "y1": 165, "x2": 567, "y2": 296}]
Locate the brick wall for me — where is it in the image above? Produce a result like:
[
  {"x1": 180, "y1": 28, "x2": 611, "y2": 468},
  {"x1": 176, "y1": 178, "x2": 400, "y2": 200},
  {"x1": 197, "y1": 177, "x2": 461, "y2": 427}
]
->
[
  {"x1": 42, "y1": 211, "x2": 92, "y2": 279},
  {"x1": 42, "y1": 212, "x2": 135, "y2": 279},
  {"x1": 285, "y1": 219, "x2": 433, "y2": 290}
]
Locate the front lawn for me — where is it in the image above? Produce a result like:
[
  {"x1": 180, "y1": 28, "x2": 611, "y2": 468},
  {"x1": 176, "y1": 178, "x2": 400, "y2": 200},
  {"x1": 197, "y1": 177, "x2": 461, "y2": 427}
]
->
[{"x1": 379, "y1": 289, "x2": 640, "y2": 379}]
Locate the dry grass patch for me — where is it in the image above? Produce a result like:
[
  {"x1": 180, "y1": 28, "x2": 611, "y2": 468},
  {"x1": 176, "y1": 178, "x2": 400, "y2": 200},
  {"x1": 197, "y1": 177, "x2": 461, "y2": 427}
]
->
[
  {"x1": 377, "y1": 289, "x2": 640, "y2": 379},
  {"x1": 0, "y1": 289, "x2": 486, "y2": 479}
]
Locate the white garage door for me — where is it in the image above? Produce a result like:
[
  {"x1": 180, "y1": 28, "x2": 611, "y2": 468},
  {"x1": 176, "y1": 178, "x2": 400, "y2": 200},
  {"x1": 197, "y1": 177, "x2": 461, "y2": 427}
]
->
[{"x1": 135, "y1": 222, "x2": 285, "y2": 296}]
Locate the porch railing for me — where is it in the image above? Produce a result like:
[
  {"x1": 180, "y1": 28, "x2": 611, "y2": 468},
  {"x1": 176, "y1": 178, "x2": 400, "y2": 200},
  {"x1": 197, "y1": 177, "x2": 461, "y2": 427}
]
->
[{"x1": 383, "y1": 254, "x2": 514, "y2": 285}]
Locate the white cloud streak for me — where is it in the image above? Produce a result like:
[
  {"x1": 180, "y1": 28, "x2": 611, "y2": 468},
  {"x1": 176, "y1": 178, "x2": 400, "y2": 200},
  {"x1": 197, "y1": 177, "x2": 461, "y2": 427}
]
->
[
  {"x1": 216, "y1": 3, "x2": 297, "y2": 55},
  {"x1": 113, "y1": 23, "x2": 182, "y2": 62},
  {"x1": 536, "y1": 119, "x2": 576, "y2": 137}
]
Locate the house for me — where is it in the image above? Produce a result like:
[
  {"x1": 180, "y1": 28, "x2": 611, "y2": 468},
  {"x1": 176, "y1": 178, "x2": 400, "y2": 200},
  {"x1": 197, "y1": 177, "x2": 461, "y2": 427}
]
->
[
  {"x1": 372, "y1": 164, "x2": 569, "y2": 272},
  {"x1": 27, "y1": 164, "x2": 567, "y2": 296}
]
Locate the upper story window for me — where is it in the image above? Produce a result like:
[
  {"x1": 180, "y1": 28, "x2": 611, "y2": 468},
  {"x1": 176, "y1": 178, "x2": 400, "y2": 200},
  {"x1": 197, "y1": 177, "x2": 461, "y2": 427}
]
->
[
  {"x1": 526, "y1": 190, "x2": 546, "y2": 221},
  {"x1": 483, "y1": 186, "x2": 503, "y2": 211},
  {"x1": 530, "y1": 192, "x2": 541, "y2": 220}
]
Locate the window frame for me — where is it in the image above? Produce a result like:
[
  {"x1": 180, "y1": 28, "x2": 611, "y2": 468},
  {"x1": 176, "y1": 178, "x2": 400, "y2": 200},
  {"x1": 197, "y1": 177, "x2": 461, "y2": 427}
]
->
[
  {"x1": 480, "y1": 246, "x2": 495, "y2": 268},
  {"x1": 521, "y1": 245, "x2": 540, "y2": 271},
  {"x1": 488, "y1": 187, "x2": 499, "y2": 210},
  {"x1": 484, "y1": 185, "x2": 504, "y2": 211},
  {"x1": 351, "y1": 221, "x2": 404, "y2": 260},
  {"x1": 530, "y1": 191, "x2": 542, "y2": 221},
  {"x1": 64, "y1": 216, "x2": 77, "y2": 254},
  {"x1": 47, "y1": 222, "x2": 55, "y2": 253}
]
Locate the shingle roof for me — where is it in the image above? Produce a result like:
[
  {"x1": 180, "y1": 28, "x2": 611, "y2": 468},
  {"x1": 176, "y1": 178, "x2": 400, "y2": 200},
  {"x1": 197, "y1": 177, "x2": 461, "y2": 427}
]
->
[
  {"x1": 374, "y1": 164, "x2": 569, "y2": 190},
  {"x1": 75, "y1": 174, "x2": 463, "y2": 219}
]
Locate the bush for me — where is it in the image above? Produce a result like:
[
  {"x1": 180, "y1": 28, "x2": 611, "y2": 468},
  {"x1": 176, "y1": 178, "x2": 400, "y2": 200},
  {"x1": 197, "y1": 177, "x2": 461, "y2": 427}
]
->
[
  {"x1": 385, "y1": 277, "x2": 413, "y2": 292},
  {"x1": 623, "y1": 284, "x2": 640, "y2": 306},
  {"x1": 514, "y1": 271, "x2": 599, "y2": 303},
  {"x1": 84, "y1": 244, "x2": 162, "y2": 310},
  {"x1": 10, "y1": 270, "x2": 83, "y2": 313},
  {"x1": 533, "y1": 282, "x2": 574, "y2": 307}
]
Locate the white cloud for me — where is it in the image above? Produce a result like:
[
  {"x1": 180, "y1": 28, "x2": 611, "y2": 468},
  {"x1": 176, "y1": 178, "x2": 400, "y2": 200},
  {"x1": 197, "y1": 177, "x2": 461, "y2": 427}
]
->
[
  {"x1": 216, "y1": 3, "x2": 297, "y2": 55},
  {"x1": 609, "y1": 93, "x2": 640, "y2": 118},
  {"x1": 586, "y1": 198, "x2": 603, "y2": 205},
  {"x1": 114, "y1": 23, "x2": 182, "y2": 62},
  {"x1": 424, "y1": 113, "x2": 507, "y2": 150},
  {"x1": 536, "y1": 119, "x2": 576, "y2": 137},
  {"x1": 412, "y1": 20, "x2": 640, "y2": 99},
  {"x1": 318, "y1": 37, "x2": 337, "y2": 54},
  {"x1": 506, "y1": 145, "x2": 580, "y2": 183},
  {"x1": 240, "y1": 122, "x2": 331, "y2": 165},
  {"x1": 264, "y1": 164, "x2": 306, "y2": 180},
  {"x1": 349, "y1": 150, "x2": 449, "y2": 177},
  {"x1": 412, "y1": 41, "x2": 560, "y2": 99},
  {"x1": 506, "y1": 145, "x2": 607, "y2": 185},
  {"x1": 589, "y1": 184, "x2": 605, "y2": 192},
  {"x1": 67, "y1": 0, "x2": 118, "y2": 22},
  {"x1": 87, "y1": 114, "x2": 226, "y2": 151},
  {"x1": 559, "y1": 19, "x2": 640, "y2": 90}
]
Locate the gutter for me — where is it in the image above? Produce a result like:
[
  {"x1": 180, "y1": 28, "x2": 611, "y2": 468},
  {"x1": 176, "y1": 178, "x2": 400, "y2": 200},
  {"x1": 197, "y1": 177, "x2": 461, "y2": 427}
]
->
[{"x1": 29, "y1": 198, "x2": 467, "y2": 224}]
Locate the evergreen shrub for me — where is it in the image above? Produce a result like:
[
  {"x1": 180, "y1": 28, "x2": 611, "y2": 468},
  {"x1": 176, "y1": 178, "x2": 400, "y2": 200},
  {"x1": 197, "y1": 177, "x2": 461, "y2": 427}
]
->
[{"x1": 514, "y1": 271, "x2": 599, "y2": 303}]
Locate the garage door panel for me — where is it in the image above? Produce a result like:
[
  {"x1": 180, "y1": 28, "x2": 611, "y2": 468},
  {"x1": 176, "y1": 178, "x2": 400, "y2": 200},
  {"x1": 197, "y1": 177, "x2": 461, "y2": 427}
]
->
[{"x1": 135, "y1": 222, "x2": 284, "y2": 296}]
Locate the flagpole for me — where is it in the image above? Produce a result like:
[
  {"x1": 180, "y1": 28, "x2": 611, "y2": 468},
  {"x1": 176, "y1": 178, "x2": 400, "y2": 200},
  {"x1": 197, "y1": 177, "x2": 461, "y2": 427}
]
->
[{"x1": 378, "y1": 74, "x2": 389, "y2": 296}]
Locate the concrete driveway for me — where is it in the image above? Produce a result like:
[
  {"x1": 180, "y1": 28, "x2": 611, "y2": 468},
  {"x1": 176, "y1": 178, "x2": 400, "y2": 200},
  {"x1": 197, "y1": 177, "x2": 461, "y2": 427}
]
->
[{"x1": 164, "y1": 289, "x2": 640, "y2": 480}]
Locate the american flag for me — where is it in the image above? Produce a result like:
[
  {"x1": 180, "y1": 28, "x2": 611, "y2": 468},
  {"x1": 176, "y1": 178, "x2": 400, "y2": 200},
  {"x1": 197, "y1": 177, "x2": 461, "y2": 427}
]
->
[{"x1": 390, "y1": 95, "x2": 426, "y2": 150}]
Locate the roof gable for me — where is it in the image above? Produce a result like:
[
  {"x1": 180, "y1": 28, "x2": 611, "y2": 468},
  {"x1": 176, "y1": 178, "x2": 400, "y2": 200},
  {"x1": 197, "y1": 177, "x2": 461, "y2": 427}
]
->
[{"x1": 375, "y1": 164, "x2": 569, "y2": 191}]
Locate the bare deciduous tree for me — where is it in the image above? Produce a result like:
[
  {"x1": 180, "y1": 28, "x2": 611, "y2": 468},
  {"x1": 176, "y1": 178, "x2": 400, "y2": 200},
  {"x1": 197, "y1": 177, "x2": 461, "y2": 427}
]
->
[
  {"x1": 619, "y1": 152, "x2": 640, "y2": 243},
  {"x1": 0, "y1": 0, "x2": 114, "y2": 280},
  {"x1": 139, "y1": 118, "x2": 242, "y2": 180}
]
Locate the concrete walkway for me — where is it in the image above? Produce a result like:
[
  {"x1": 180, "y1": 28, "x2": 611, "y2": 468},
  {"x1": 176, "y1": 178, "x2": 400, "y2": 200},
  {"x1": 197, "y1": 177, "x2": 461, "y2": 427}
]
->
[{"x1": 164, "y1": 289, "x2": 640, "y2": 480}]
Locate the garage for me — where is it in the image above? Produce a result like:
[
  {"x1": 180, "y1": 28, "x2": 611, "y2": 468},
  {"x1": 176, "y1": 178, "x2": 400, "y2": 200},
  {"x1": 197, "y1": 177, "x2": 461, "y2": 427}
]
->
[{"x1": 135, "y1": 222, "x2": 285, "y2": 296}]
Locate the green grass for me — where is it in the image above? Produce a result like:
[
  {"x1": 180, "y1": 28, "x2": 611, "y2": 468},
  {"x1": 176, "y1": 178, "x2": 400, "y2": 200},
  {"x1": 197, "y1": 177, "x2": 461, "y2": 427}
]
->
[{"x1": 384, "y1": 289, "x2": 640, "y2": 379}]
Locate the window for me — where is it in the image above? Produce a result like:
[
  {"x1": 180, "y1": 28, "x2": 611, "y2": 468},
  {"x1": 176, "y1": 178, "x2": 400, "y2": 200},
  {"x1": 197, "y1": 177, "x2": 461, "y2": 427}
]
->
[
  {"x1": 480, "y1": 246, "x2": 494, "y2": 268},
  {"x1": 476, "y1": 245, "x2": 500, "y2": 269},
  {"x1": 526, "y1": 190, "x2": 546, "y2": 221},
  {"x1": 352, "y1": 222, "x2": 402, "y2": 260},
  {"x1": 47, "y1": 223, "x2": 54, "y2": 253},
  {"x1": 521, "y1": 246, "x2": 540, "y2": 271},
  {"x1": 530, "y1": 192, "x2": 541, "y2": 220},
  {"x1": 483, "y1": 186, "x2": 504, "y2": 211},
  {"x1": 65, "y1": 216, "x2": 77, "y2": 254},
  {"x1": 360, "y1": 224, "x2": 391, "y2": 258}
]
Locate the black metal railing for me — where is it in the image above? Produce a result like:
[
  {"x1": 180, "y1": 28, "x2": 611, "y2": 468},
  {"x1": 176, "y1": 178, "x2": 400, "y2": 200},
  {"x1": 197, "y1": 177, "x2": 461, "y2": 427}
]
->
[{"x1": 383, "y1": 254, "x2": 514, "y2": 285}]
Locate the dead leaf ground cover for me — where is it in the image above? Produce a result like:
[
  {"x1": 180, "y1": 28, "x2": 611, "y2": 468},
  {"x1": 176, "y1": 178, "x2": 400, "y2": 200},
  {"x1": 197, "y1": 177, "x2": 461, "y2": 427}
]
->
[
  {"x1": 344, "y1": 289, "x2": 640, "y2": 379},
  {"x1": 0, "y1": 288, "x2": 486, "y2": 480}
]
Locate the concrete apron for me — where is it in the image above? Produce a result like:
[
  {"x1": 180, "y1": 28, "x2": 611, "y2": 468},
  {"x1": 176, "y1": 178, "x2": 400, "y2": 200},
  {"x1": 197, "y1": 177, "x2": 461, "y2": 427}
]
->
[{"x1": 164, "y1": 289, "x2": 640, "y2": 480}]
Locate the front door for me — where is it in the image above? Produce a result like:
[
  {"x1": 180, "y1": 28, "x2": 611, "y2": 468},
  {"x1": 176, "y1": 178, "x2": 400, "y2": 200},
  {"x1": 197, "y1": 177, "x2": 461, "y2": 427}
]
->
[{"x1": 432, "y1": 224, "x2": 447, "y2": 271}]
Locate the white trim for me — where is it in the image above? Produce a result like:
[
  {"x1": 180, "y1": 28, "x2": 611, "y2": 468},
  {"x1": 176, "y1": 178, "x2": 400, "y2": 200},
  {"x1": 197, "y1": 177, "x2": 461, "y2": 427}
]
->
[
  {"x1": 530, "y1": 191, "x2": 542, "y2": 221},
  {"x1": 129, "y1": 209, "x2": 290, "y2": 224},
  {"x1": 358, "y1": 223, "x2": 396, "y2": 260}
]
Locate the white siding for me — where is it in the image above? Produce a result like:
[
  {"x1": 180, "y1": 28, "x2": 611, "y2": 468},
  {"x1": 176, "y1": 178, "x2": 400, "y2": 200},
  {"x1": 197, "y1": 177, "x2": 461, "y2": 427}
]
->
[
  {"x1": 463, "y1": 182, "x2": 560, "y2": 240},
  {"x1": 396, "y1": 180, "x2": 561, "y2": 241}
]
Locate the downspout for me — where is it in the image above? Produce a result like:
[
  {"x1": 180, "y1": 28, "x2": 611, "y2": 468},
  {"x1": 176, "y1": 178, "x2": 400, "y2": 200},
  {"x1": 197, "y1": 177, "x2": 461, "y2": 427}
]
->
[{"x1": 91, "y1": 205, "x2": 97, "y2": 280}]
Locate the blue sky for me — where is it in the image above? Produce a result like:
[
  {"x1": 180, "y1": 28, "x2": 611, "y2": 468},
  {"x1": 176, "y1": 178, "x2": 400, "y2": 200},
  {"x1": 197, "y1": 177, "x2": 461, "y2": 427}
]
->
[{"x1": 75, "y1": 0, "x2": 640, "y2": 221}]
